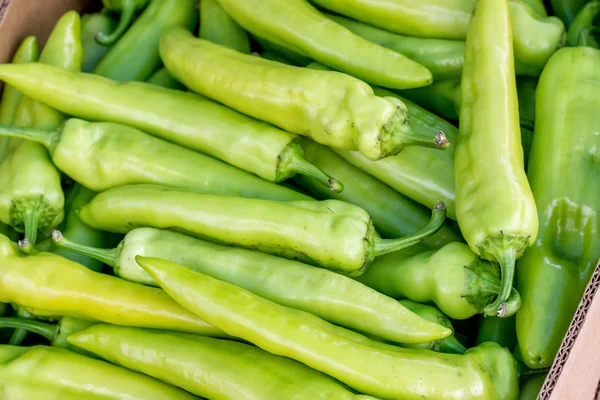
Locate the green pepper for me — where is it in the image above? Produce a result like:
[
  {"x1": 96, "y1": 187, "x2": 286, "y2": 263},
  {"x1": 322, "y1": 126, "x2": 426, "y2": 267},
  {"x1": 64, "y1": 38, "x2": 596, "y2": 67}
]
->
[
  {"x1": 516, "y1": 46, "x2": 600, "y2": 369},
  {"x1": 456, "y1": 0, "x2": 538, "y2": 317},
  {"x1": 216, "y1": 0, "x2": 433, "y2": 89},
  {"x1": 521, "y1": 0, "x2": 548, "y2": 16},
  {"x1": 551, "y1": 0, "x2": 589, "y2": 26},
  {"x1": 79, "y1": 184, "x2": 447, "y2": 276},
  {"x1": 52, "y1": 227, "x2": 452, "y2": 344},
  {"x1": 356, "y1": 243, "x2": 522, "y2": 320},
  {"x1": 252, "y1": 35, "x2": 314, "y2": 66},
  {"x1": 0, "y1": 233, "x2": 224, "y2": 337},
  {"x1": 567, "y1": 1, "x2": 600, "y2": 48},
  {"x1": 476, "y1": 316, "x2": 517, "y2": 351},
  {"x1": 0, "y1": 119, "x2": 316, "y2": 202},
  {"x1": 200, "y1": 0, "x2": 251, "y2": 53},
  {"x1": 136, "y1": 256, "x2": 521, "y2": 400},
  {"x1": 0, "y1": 65, "x2": 341, "y2": 192},
  {"x1": 161, "y1": 29, "x2": 448, "y2": 162},
  {"x1": 69, "y1": 325, "x2": 378, "y2": 400},
  {"x1": 96, "y1": 0, "x2": 149, "y2": 46},
  {"x1": 0, "y1": 36, "x2": 38, "y2": 162},
  {"x1": 294, "y1": 139, "x2": 461, "y2": 248},
  {"x1": 399, "y1": 79, "x2": 461, "y2": 121},
  {"x1": 258, "y1": 50, "x2": 296, "y2": 65},
  {"x1": 80, "y1": 13, "x2": 117, "y2": 73},
  {"x1": 93, "y1": 0, "x2": 197, "y2": 82},
  {"x1": 517, "y1": 77, "x2": 537, "y2": 130},
  {"x1": 396, "y1": 300, "x2": 466, "y2": 354},
  {"x1": 146, "y1": 67, "x2": 184, "y2": 90},
  {"x1": 519, "y1": 373, "x2": 547, "y2": 400},
  {"x1": 0, "y1": 345, "x2": 197, "y2": 399}
]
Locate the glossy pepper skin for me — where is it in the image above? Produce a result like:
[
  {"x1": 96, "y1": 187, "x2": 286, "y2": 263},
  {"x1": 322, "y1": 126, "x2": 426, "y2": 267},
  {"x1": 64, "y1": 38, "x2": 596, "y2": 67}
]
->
[
  {"x1": 294, "y1": 139, "x2": 461, "y2": 248},
  {"x1": 53, "y1": 227, "x2": 452, "y2": 344},
  {"x1": 80, "y1": 13, "x2": 117, "y2": 73},
  {"x1": 137, "y1": 256, "x2": 520, "y2": 400},
  {"x1": 0, "y1": 345, "x2": 197, "y2": 400},
  {"x1": 0, "y1": 233, "x2": 224, "y2": 337},
  {"x1": 566, "y1": 1, "x2": 600, "y2": 48},
  {"x1": 69, "y1": 325, "x2": 379, "y2": 400},
  {"x1": 456, "y1": 0, "x2": 538, "y2": 317},
  {"x1": 0, "y1": 64, "x2": 340, "y2": 191},
  {"x1": 161, "y1": 29, "x2": 448, "y2": 161},
  {"x1": 476, "y1": 316, "x2": 517, "y2": 351},
  {"x1": 0, "y1": 119, "x2": 312, "y2": 202},
  {"x1": 516, "y1": 47, "x2": 600, "y2": 369},
  {"x1": 216, "y1": 0, "x2": 433, "y2": 89},
  {"x1": 93, "y1": 0, "x2": 197, "y2": 82},
  {"x1": 551, "y1": 0, "x2": 589, "y2": 26},
  {"x1": 146, "y1": 67, "x2": 184, "y2": 90},
  {"x1": 200, "y1": 0, "x2": 251, "y2": 53},
  {"x1": 357, "y1": 243, "x2": 522, "y2": 320},
  {"x1": 79, "y1": 184, "x2": 446, "y2": 276},
  {"x1": 0, "y1": 36, "x2": 38, "y2": 162},
  {"x1": 96, "y1": 0, "x2": 149, "y2": 46}
]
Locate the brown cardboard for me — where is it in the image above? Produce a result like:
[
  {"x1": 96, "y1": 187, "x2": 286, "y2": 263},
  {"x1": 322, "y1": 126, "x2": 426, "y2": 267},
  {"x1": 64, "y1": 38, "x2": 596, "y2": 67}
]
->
[{"x1": 0, "y1": 0, "x2": 599, "y2": 398}]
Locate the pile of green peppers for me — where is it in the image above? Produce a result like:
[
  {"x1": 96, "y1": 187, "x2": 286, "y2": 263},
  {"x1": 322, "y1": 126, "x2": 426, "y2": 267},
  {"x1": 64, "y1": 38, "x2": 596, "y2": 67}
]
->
[{"x1": 0, "y1": 0, "x2": 597, "y2": 399}]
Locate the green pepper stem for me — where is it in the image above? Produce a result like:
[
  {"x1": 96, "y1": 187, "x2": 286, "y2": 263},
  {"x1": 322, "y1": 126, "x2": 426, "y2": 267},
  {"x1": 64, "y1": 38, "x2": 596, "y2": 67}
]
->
[
  {"x1": 0, "y1": 124, "x2": 59, "y2": 153},
  {"x1": 289, "y1": 155, "x2": 344, "y2": 193},
  {"x1": 96, "y1": 0, "x2": 137, "y2": 46},
  {"x1": 568, "y1": 0, "x2": 600, "y2": 47},
  {"x1": 18, "y1": 208, "x2": 40, "y2": 254},
  {"x1": 482, "y1": 249, "x2": 517, "y2": 318},
  {"x1": 437, "y1": 336, "x2": 467, "y2": 354},
  {"x1": 373, "y1": 201, "x2": 446, "y2": 256},
  {"x1": 0, "y1": 318, "x2": 58, "y2": 342},
  {"x1": 496, "y1": 288, "x2": 522, "y2": 318},
  {"x1": 52, "y1": 230, "x2": 118, "y2": 268}
]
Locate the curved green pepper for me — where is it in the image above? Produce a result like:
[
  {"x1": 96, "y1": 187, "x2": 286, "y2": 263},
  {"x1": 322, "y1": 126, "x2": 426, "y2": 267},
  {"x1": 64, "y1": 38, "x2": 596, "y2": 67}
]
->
[
  {"x1": 476, "y1": 316, "x2": 517, "y2": 351},
  {"x1": 456, "y1": 0, "x2": 538, "y2": 317},
  {"x1": 200, "y1": 0, "x2": 251, "y2": 53},
  {"x1": 567, "y1": 1, "x2": 600, "y2": 48},
  {"x1": 146, "y1": 67, "x2": 184, "y2": 90},
  {"x1": 52, "y1": 227, "x2": 452, "y2": 344},
  {"x1": 0, "y1": 65, "x2": 340, "y2": 192},
  {"x1": 137, "y1": 256, "x2": 521, "y2": 400},
  {"x1": 356, "y1": 242, "x2": 522, "y2": 320},
  {"x1": 93, "y1": 0, "x2": 197, "y2": 82},
  {"x1": 0, "y1": 119, "x2": 312, "y2": 202},
  {"x1": 551, "y1": 0, "x2": 589, "y2": 26},
  {"x1": 516, "y1": 47, "x2": 600, "y2": 369},
  {"x1": 79, "y1": 184, "x2": 446, "y2": 276},
  {"x1": 69, "y1": 324, "x2": 378, "y2": 400},
  {"x1": 0, "y1": 345, "x2": 197, "y2": 399},
  {"x1": 216, "y1": 0, "x2": 433, "y2": 89},
  {"x1": 294, "y1": 139, "x2": 461, "y2": 248},
  {"x1": 80, "y1": 13, "x2": 117, "y2": 73},
  {"x1": 0, "y1": 233, "x2": 224, "y2": 337},
  {"x1": 96, "y1": 0, "x2": 149, "y2": 46},
  {"x1": 161, "y1": 29, "x2": 447, "y2": 161}
]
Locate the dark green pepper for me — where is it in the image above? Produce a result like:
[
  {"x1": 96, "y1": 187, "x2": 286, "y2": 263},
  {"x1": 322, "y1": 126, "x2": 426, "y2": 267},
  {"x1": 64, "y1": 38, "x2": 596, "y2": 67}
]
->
[
  {"x1": 80, "y1": 13, "x2": 117, "y2": 73},
  {"x1": 519, "y1": 373, "x2": 547, "y2": 400},
  {"x1": 566, "y1": 0, "x2": 600, "y2": 48},
  {"x1": 398, "y1": 78, "x2": 461, "y2": 121},
  {"x1": 96, "y1": 0, "x2": 149, "y2": 46},
  {"x1": 476, "y1": 315, "x2": 517, "y2": 351},
  {"x1": 551, "y1": 0, "x2": 589, "y2": 26},
  {"x1": 200, "y1": 0, "x2": 251, "y2": 53},
  {"x1": 252, "y1": 35, "x2": 313, "y2": 66}
]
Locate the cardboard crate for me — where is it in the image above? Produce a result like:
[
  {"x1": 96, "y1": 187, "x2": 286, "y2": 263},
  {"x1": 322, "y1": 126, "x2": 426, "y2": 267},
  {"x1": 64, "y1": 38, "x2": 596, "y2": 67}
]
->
[{"x1": 0, "y1": 1, "x2": 599, "y2": 398}]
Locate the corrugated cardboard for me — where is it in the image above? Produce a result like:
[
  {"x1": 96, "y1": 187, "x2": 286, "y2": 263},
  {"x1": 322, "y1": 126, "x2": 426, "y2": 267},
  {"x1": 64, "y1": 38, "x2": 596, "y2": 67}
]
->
[{"x1": 0, "y1": 0, "x2": 599, "y2": 398}]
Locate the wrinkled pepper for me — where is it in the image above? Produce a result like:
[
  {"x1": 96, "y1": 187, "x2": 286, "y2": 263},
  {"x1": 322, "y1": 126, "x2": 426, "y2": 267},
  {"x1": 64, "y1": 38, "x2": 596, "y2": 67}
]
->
[
  {"x1": 161, "y1": 29, "x2": 448, "y2": 161},
  {"x1": 200, "y1": 0, "x2": 251, "y2": 53},
  {"x1": 0, "y1": 345, "x2": 197, "y2": 399},
  {"x1": 216, "y1": 0, "x2": 433, "y2": 89},
  {"x1": 137, "y1": 256, "x2": 521, "y2": 400},
  {"x1": 80, "y1": 13, "x2": 117, "y2": 73},
  {"x1": 516, "y1": 46, "x2": 600, "y2": 369},
  {"x1": 146, "y1": 67, "x2": 184, "y2": 90},
  {"x1": 78, "y1": 184, "x2": 446, "y2": 276},
  {"x1": 0, "y1": 233, "x2": 224, "y2": 337},
  {"x1": 456, "y1": 0, "x2": 538, "y2": 317},
  {"x1": 96, "y1": 0, "x2": 149, "y2": 45},
  {"x1": 93, "y1": 0, "x2": 197, "y2": 82},
  {"x1": 566, "y1": 1, "x2": 600, "y2": 48},
  {"x1": 356, "y1": 243, "x2": 522, "y2": 320},
  {"x1": 69, "y1": 325, "x2": 379, "y2": 400},
  {"x1": 294, "y1": 139, "x2": 461, "y2": 248},
  {"x1": 53, "y1": 227, "x2": 451, "y2": 344},
  {"x1": 476, "y1": 316, "x2": 518, "y2": 351},
  {"x1": 551, "y1": 0, "x2": 589, "y2": 26},
  {"x1": 0, "y1": 118, "x2": 314, "y2": 202},
  {"x1": 0, "y1": 64, "x2": 341, "y2": 192}
]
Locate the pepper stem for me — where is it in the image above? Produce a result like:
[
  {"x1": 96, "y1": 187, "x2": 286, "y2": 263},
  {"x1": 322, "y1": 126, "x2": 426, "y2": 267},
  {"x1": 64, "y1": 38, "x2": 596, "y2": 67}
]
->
[
  {"x1": 18, "y1": 208, "x2": 40, "y2": 254},
  {"x1": 373, "y1": 201, "x2": 446, "y2": 256},
  {"x1": 482, "y1": 249, "x2": 517, "y2": 317},
  {"x1": 568, "y1": 0, "x2": 600, "y2": 47},
  {"x1": 96, "y1": 0, "x2": 137, "y2": 46},
  {"x1": 52, "y1": 230, "x2": 118, "y2": 267},
  {"x1": 0, "y1": 318, "x2": 57, "y2": 342},
  {"x1": 0, "y1": 124, "x2": 58, "y2": 152}
]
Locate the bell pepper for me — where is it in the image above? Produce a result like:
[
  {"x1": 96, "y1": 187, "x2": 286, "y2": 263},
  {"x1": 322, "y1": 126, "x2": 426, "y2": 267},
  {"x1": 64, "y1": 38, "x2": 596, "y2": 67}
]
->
[
  {"x1": 456, "y1": 0, "x2": 538, "y2": 317},
  {"x1": 516, "y1": 46, "x2": 600, "y2": 369},
  {"x1": 96, "y1": 0, "x2": 149, "y2": 45},
  {"x1": 80, "y1": 13, "x2": 117, "y2": 73},
  {"x1": 566, "y1": 1, "x2": 600, "y2": 48},
  {"x1": 136, "y1": 256, "x2": 521, "y2": 400},
  {"x1": 551, "y1": 0, "x2": 589, "y2": 26},
  {"x1": 0, "y1": 345, "x2": 197, "y2": 399},
  {"x1": 200, "y1": 0, "x2": 251, "y2": 53},
  {"x1": 146, "y1": 67, "x2": 184, "y2": 90},
  {"x1": 93, "y1": 0, "x2": 198, "y2": 82},
  {"x1": 0, "y1": 64, "x2": 341, "y2": 192},
  {"x1": 52, "y1": 227, "x2": 452, "y2": 344}
]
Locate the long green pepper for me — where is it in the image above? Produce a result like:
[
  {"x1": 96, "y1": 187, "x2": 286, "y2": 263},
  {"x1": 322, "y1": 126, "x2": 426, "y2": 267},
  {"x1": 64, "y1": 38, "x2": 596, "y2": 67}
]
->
[
  {"x1": 96, "y1": 0, "x2": 150, "y2": 46},
  {"x1": 200, "y1": 0, "x2": 251, "y2": 53},
  {"x1": 80, "y1": 13, "x2": 117, "y2": 73}
]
